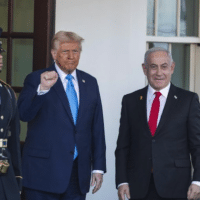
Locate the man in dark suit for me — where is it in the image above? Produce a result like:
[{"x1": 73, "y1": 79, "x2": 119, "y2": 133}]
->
[
  {"x1": 0, "y1": 27, "x2": 22, "y2": 200},
  {"x1": 18, "y1": 31, "x2": 106, "y2": 200},
  {"x1": 115, "y1": 47, "x2": 200, "y2": 200}
]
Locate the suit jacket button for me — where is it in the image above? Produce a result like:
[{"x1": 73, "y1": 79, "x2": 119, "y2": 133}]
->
[
  {"x1": 1, "y1": 116, "x2": 4, "y2": 120},
  {"x1": 0, "y1": 128, "x2": 3, "y2": 132}
]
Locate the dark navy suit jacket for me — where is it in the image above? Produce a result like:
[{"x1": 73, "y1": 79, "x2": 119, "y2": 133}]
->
[{"x1": 18, "y1": 64, "x2": 106, "y2": 194}]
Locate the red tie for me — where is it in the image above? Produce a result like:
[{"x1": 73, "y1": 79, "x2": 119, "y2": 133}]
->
[{"x1": 148, "y1": 92, "x2": 162, "y2": 136}]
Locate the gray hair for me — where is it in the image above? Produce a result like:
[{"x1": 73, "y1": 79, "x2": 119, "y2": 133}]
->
[
  {"x1": 144, "y1": 47, "x2": 173, "y2": 65},
  {"x1": 51, "y1": 31, "x2": 84, "y2": 51}
]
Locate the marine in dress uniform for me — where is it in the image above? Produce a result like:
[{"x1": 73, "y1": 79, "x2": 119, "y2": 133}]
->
[{"x1": 0, "y1": 27, "x2": 22, "y2": 200}]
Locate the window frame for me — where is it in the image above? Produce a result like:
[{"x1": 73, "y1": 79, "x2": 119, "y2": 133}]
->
[
  {"x1": 146, "y1": 0, "x2": 200, "y2": 92},
  {"x1": 1, "y1": 0, "x2": 55, "y2": 93}
]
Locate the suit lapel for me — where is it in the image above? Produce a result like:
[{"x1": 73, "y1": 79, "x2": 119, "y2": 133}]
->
[
  {"x1": 52, "y1": 65, "x2": 74, "y2": 125},
  {"x1": 155, "y1": 84, "x2": 179, "y2": 136},
  {"x1": 53, "y1": 77, "x2": 75, "y2": 125},
  {"x1": 76, "y1": 70, "x2": 87, "y2": 126},
  {"x1": 138, "y1": 86, "x2": 151, "y2": 137},
  {"x1": 52, "y1": 67, "x2": 87, "y2": 126}
]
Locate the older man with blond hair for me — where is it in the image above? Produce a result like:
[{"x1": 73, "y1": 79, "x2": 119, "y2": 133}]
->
[{"x1": 18, "y1": 31, "x2": 106, "y2": 200}]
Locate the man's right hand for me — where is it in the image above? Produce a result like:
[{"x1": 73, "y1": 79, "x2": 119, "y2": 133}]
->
[
  {"x1": 118, "y1": 184, "x2": 131, "y2": 200},
  {"x1": 40, "y1": 71, "x2": 58, "y2": 90}
]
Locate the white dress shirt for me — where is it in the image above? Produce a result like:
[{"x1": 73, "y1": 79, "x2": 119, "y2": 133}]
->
[
  {"x1": 118, "y1": 83, "x2": 200, "y2": 187},
  {"x1": 37, "y1": 63, "x2": 104, "y2": 174}
]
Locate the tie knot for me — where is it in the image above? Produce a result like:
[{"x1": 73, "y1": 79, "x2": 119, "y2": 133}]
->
[
  {"x1": 155, "y1": 92, "x2": 161, "y2": 98},
  {"x1": 66, "y1": 74, "x2": 73, "y2": 81}
]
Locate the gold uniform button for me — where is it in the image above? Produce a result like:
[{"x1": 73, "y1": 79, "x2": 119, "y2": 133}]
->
[
  {"x1": 1, "y1": 116, "x2": 4, "y2": 120},
  {"x1": 0, "y1": 128, "x2": 3, "y2": 132}
]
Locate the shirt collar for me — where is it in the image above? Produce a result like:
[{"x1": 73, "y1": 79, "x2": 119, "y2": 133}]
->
[
  {"x1": 148, "y1": 83, "x2": 171, "y2": 99},
  {"x1": 54, "y1": 62, "x2": 77, "y2": 82}
]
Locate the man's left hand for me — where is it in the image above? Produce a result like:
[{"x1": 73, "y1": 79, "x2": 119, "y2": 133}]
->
[
  {"x1": 91, "y1": 173, "x2": 103, "y2": 194},
  {"x1": 187, "y1": 184, "x2": 200, "y2": 200}
]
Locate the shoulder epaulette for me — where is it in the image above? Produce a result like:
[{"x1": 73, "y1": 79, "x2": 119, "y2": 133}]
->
[
  {"x1": 0, "y1": 79, "x2": 11, "y2": 88},
  {"x1": 0, "y1": 79, "x2": 17, "y2": 99}
]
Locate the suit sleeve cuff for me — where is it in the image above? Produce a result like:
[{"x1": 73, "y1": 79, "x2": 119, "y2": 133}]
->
[
  {"x1": 37, "y1": 84, "x2": 50, "y2": 95},
  {"x1": 92, "y1": 170, "x2": 104, "y2": 174},
  {"x1": 192, "y1": 181, "x2": 200, "y2": 186},
  {"x1": 118, "y1": 182, "x2": 129, "y2": 188}
]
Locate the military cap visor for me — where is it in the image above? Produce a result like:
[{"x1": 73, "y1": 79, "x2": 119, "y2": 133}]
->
[{"x1": 0, "y1": 28, "x2": 5, "y2": 53}]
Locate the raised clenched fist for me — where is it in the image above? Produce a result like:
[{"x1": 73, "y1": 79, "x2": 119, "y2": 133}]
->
[{"x1": 40, "y1": 71, "x2": 58, "y2": 90}]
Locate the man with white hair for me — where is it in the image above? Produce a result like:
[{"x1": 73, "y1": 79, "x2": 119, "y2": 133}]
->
[{"x1": 116, "y1": 47, "x2": 200, "y2": 200}]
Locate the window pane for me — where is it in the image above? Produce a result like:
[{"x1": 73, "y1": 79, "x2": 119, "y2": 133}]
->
[
  {"x1": 157, "y1": 0, "x2": 177, "y2": 36},
  {"x1": 0, "y1": 38, "x2": 7, "y2": 83},
  {"x1": 12, "y1": 39, "x2": 33, "y2": 87},
  {"x1": 16, "y1": 93, "x2": 27, "y2": 141},
  {"x1": 149, "y1": 42, "x2": 169, "y2": 50},
  {"x1": 171, "y1": 44, "x2": 190, "y2": 90},
  {"x1": 180, "y1": 0, "x2": 199, "y2": 37},
  {"x1": 20, "y1": 121, "x2": 27, "y2": 141},
  {"x1": 0, "y1": 0, "x2": 8, "y2": 32},
  {"x1": 13, "y1": 0, "x2": 34, "y2": 32},
  {"x1": 147, "y1": 0, "x2": 155, "y2": 36}
]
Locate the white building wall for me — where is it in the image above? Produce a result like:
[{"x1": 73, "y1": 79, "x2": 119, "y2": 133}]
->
[{"x1": 55, "y1": 0, "x2": 147, "y2": 199}]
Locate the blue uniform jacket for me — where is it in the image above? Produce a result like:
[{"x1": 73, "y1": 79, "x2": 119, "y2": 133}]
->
[{"x1": 0, "y1": 81, "x2": 22, "y2": 200}]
